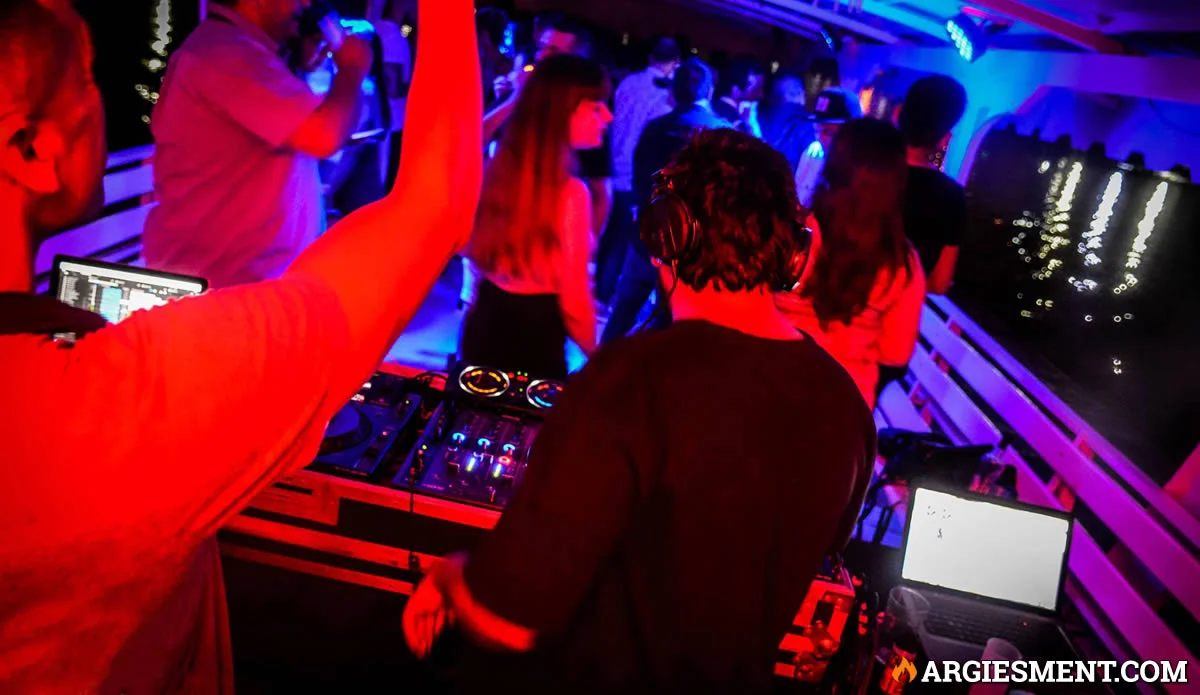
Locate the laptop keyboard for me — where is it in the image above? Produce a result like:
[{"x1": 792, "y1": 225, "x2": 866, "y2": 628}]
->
[{"x1": 924, "y1": 607, "x2": 1042, "y2": 646}]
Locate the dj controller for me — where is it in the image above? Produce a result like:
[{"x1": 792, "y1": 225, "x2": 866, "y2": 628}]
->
[
  {"x1": 308, "y1": 364, "x2": 565, "y2": 510},
  {"x1": 308, "y1": 371, "x2": 424, "y2": 478}
]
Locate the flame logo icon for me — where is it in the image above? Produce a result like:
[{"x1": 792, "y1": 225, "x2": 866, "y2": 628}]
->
[{"x1": 892, "y1": 656, "x2": 917, "y2": 682}]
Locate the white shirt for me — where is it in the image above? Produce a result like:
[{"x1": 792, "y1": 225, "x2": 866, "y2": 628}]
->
[
  {"x1": 795, "y1": 140, "x2": 825, "y2": 208},
  {"x1": 143, "y1": 6, "x2": 324, "y2": 289}
]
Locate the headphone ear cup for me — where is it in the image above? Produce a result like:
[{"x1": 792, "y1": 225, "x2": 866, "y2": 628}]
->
[{"x1": 641, "y1": 193, "x2": 694, "y2": 263}]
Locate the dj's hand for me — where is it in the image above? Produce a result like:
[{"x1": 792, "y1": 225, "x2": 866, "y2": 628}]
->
[
  {"x1": 333, "y1": 34, "x2": 374, "y2": 78},
  {"x1": 403, "y1": 572, "x2": 453, "y2": 658}
]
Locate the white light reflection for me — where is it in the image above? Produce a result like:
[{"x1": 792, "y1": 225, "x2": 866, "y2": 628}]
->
[
  {"x1": 1116, "y1": 181, "x2": 1169, "y2": 294},
  {"x1": 141, "y1": 0, "x2": 173, "y2": 115},
  {"x1": 1071, "y1": 171, "x2": 1123, "y2": 292}
]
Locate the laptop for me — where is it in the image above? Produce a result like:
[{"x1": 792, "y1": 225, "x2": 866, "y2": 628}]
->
[
  {"x1": 50, "y1": 256, "x2": 207, "y2": 336},
  {"x1": 899, "y1": 485, "x2": 1076, "y2": 662}
]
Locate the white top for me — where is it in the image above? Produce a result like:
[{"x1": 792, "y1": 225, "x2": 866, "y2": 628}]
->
[
  {"x1": 375, "y1": 19, "x2": 412, "y2": 133},
  {"x1": 794, "y1": 140, "x2": 825, "y2": 208},
  {"x1": 143, "y1": 5, "x2": 324, "y2": 289}
]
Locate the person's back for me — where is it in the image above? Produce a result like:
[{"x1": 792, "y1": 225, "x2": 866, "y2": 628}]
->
[
  {"x1": 600, "y1": 58, "x2": 729, "y2": 344},
  {"x1": 777, "y1": 243, "x2": 924, "y2": 403},
  {"x1": 898, "y1": 74, "x2": 968, "y2": 294},
  {"x1": 142, "y1": 6, "x2": 325, "y2": 288},
  {"x1": 405, "y1": 128, "x2": 874, "y2": 693},
  {"x1": 904, "y1": 164, "x2": 965, "y2": 274},
  {"x1": 776, "y1": 119, "x2": 926, "y2": 408},
  {"x1": 460, "y1": 54, "x2": 612, "y2": 376},
  {"x1": 610, "y1": 37, "x2": 680, "y2": 194},
  {"x1": 493, "y1": 320, "x2": 871, "y2": 689}
]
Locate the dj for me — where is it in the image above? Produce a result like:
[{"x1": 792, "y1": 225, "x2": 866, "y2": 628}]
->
[
  {"x1": 404, "y1": 130, "x2": 875, "y2": 692},
  {"x1": 0, "y1": 0, "x2": 480, "y2": 692}
]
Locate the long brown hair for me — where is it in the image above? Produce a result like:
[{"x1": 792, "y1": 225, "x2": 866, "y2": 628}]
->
[
  {"x1": 801, "y1": 118, "x2": 912, "y2": 325},
  {"x1": 468, "y1": 54, "x2": 609, "y2": 284}
]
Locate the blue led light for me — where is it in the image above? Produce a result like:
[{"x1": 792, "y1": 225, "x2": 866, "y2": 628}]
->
[
  {"x1": 477, "y1": 437, "x2": 492, "y2": 448},
  {"x1": 451, "y1": 432, "x2": 466, "y2": 443}
]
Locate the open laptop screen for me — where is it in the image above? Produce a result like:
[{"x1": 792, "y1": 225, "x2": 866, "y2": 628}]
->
[
  {"x1": 901, "y1": 487, "x2": 1072, "y2": 612},
  {"x1": 52, "y1": 256, "x2": 207, "y2": 325}
]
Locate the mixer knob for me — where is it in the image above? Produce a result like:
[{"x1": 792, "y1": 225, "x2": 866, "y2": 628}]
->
[
  {"x1": 450, "y1": 432, "x2": 466, "y2": 450},
  {"x1": 501, "y1": 443, "x2": 517, "y2": 455}
]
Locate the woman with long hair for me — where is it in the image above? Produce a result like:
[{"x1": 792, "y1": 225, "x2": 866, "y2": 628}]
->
[
  {"x1": 776, "y1": 118, "x2": 926, "y2": 408},
  {"x1": 459, "y1": 53, "x2": 612, "y2": 379}
]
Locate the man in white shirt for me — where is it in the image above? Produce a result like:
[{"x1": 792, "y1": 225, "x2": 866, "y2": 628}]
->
[
  {"x1": 143, "y1": 0, "x2": 372, "y2": 289},
  {"x1": 794, "y1": 87, "x2": 862, "y2": 207}
]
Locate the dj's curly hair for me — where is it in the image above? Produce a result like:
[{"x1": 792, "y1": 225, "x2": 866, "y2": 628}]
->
[{"x1": 664, "y1": 128, "x2": 806, "y2": 292}]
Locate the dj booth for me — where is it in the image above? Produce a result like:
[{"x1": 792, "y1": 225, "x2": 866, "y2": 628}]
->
[
  {"x1": 218, "y1": 361, "x2": 1108, "y2": 695},
  {"x1": 217, "y1": 362, "x2": 856, "y2": 691}
]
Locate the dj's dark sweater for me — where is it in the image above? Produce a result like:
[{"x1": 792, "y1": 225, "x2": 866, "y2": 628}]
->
[{"x1": 457, "y1": 319, "x2": 875, "y2": 693}]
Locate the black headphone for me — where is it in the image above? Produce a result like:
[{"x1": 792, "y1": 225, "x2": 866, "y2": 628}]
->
[
  {"x1": 640, "y1": 168, "x2": 814, "y2": 291},
  {"x1": 640, "y1": 169, "x2": 699, "y2": 264}
]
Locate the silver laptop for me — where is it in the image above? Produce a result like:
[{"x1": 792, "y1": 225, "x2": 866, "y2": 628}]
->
[
  {"x1": 51, "y1": 255, "x2": 207, "y2": 324},
  {"x1": 900, "y1": 486, "x2": 1076, "y2": 661}
]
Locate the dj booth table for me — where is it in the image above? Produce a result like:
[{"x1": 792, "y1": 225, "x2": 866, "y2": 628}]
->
[
  {"x1": 217, "y1": 362, "x2": 851, "y2": 691},
  {"x1": 217, "y1": 363, "x2": 1109, "y2": 694}
]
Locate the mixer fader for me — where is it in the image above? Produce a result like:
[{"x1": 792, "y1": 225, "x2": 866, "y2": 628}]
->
[
  {"x1": 392, "y1": 363, "x2": 563, "y2": 509},
  {"x1": 395, "y1": 403, "x2": 541, "y2": 508}
]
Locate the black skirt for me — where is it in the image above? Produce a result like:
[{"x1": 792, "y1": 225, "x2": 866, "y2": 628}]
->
[{"x1": 459, "y1": 278, "x2": 569, "y2": 380}]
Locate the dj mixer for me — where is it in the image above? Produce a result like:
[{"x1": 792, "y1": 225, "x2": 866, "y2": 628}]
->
[
  {"x1": 307, "y1": 371, "x2": 425, "y2": 478},
  {"x1": 393, "y1": 364, "x2": 565, "y2": 509}
]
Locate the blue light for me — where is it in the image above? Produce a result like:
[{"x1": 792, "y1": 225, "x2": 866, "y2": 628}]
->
[
  {"x1": 945, "y1": 14, "x2": 984, "y2": 62},
  {"x1": 477, "y1": 437, "x2": 492, "y2": 448},
  {"x1": 451, "y1": 432, "x2": 466, "y2": 443}
]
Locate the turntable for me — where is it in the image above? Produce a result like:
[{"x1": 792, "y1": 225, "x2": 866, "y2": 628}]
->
[{"x1": 308, "y1": 372, "x2": 424, "y2": 478}]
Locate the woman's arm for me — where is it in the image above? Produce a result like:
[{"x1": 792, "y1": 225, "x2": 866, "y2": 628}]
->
[
  {"x1": 877, "y1": 251, "x2": 927, "y2": 367},
  {"x1": 559, "y1": 178, "x2": 598, "y2": 355}
]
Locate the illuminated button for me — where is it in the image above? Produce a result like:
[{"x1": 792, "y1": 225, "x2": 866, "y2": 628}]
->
[
  {"x1": 491, "y1": 462, "x2": 505, "y2": 479},
  {"x1": 451, "y1": 432, "x2": 466, "y2": 444},
  {"x1": 498, "y1": 456, "x2": 512, "y2": 466},
  {"x1": 477, "y1": 437, "x2": 492, "y2": 449},
  {"x1": 465, "y1": 456, "x2": 477, "y2": 473},
  {"x1": 501, "y1": 443, "x2": 517, "y2": 454}
]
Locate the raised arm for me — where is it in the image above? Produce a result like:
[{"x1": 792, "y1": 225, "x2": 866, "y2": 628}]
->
[{"x1": 288, "y1": 0, "x2": 482, "y2": 401}]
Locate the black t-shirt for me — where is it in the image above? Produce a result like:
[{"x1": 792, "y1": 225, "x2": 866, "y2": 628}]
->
[
  {"x1": 903, "y1": 166, "x2": 966, "y2": 274},
  {"x1": 461, "y1": 320, "x2": 875, "y2": 693},
  {"x1": 577, "y1": 132, "x2": 613, "y2": 180}
]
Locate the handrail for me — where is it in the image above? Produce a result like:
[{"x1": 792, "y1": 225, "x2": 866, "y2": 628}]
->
[
  {"x1": 106, "y1": 145, "x2": 154, "y2": 170},
  {"x1": 927, "y1": 294, "x2": 1200, "y2": 548},
  {"x1": 920, "y1": 303, "x2": 1200, "y2": 620},
  {"x1": 904, "y1": 301, "x2": 1197, "y2": 688}
]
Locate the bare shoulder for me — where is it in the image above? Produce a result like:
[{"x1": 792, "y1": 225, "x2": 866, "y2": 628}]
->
[{"x1": 564, "y1": 176, "x2": 592, "y2": 206}]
